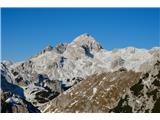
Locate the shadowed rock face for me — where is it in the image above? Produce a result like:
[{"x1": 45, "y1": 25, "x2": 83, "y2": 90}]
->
[
  {"x1": 24, "y1": 74, "x2": 62, "y2": 106},
  {"x1": 1, "y1": 91, "x2": 40, "y2": 113},
  {"x1": 110, "y1": 61, "x2": 160, "y2": 113},
  {"x1": 1, "y1": 63, "x2": 25, "y2": 99},
  {"x1": 1, "y1": 75, "x2": 25, "y2": 99},
  {"x1": 0, "y1": 63, "x2": 40, "y2": 113}
]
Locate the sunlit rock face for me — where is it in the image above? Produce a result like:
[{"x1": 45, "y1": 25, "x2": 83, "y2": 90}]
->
[
  {"x1": 72, "y1": 33, "x2": 102, "y2": 52},
  {"x1": 1, "y1": 34, "x2": 160, "y2": 113}
]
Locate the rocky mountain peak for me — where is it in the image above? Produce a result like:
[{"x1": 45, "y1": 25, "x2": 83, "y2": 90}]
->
[
  {"x1": 72, "y1": 33, "x2": 103, "y2": 52},
  {"x1": 55, "y1": 43, "x2": 68, "y2": 54},
  {"x1": 43, "y1": 45, "x2": 53, "y2": 52},
  {"x1": 31, "y1": 45, "x2": 53, "y2": 59},
  {"x1": 73, "y1": 33, "x2": 93, "y2": 42}
]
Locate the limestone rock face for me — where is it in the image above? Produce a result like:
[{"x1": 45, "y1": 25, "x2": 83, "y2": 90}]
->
[
  {"x1": 73, "y1": 33, "x2": 102, "y2": 52},
  {"x1": 111, "y1": 57, "x2": 125, "y2": 69},
  {"x1": 149, "y1": 47, "x2": 160, "y2": 58},
  {"x1": 55, "y1": 43, "x2": 67, "y2": 54},
  {"x1": 63, "y1": 44, "x2": 86, "y2": 60},
  {"x1": 38, "y1": 45, "x2": 53, "y2": 56}
]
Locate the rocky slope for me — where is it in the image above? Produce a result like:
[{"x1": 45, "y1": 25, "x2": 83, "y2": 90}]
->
[
  {"x1": 1, "y1": 33, "x2": 160, "y2": 112},
  {"x1": 41, "y1": 70, "x2": 141, "y2": 112},
  {"x1": 40, "y1": 60, "x2": 160, "y2": 113},
  {"x1": 110, "y1": 60, "x2": 160, "y2": 113}
]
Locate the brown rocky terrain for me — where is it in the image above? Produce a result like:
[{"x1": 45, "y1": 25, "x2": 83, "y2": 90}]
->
[
  {"x1": 41, "y1": 69, "x2": 141, "y2": 112},
  {"x1": 110, "y1": 60, "x2": 160, "y2": 113}
]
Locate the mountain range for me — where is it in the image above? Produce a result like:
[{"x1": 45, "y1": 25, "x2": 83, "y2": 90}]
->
[{"x1": 1, "y1": 33, "x2": 160, "y2": 113}]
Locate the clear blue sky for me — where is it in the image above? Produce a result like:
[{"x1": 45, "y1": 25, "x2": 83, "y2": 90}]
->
[{"x1": 1, "y1": 8, "x2": 160, "y2": 61}]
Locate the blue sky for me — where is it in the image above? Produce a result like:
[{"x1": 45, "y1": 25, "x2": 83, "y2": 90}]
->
[{"x1": 1, "y1": 8, "x2": 160, "y2": 61}]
